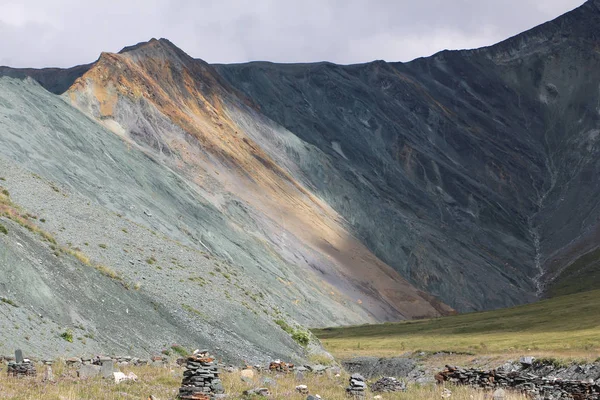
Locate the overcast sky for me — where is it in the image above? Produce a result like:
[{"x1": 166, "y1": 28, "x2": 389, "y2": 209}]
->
[{"x1": 0, "y1": 0, "x2": 586, "y2": 68}]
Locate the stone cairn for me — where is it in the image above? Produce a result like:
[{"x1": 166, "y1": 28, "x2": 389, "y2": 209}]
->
[
  {"x1": 178, "y1": 350, "x2": 224, "y2": 400},
  {"x1": 6, "y1": 349, "x2": 36, "y2": 378},
  {"x1": 436, "y1": 365, "x2": 600, "y2": 399},
  {"x1": 269, "y1": 360, "x2": 295, "y2": 373},
  {"x1": 370, "y1": 376, "x2": 407, "y2": 393},
  {"x1": 346, "y1": 373, "x2": 367, "y2": 398}
]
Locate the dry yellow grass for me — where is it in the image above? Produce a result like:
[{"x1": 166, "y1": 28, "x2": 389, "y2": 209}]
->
[{"x1": 0, "y1": 361, "x2": 529, "y2": 400}]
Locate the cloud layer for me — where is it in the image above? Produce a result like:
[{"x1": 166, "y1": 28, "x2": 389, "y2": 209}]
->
[{"x1": 0, "y1": 0, "x2": 585, "y2": 68}]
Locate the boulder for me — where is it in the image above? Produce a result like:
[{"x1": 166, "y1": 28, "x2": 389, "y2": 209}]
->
[
  {"x1": 77, "y1": 364, "x2": 101, "y2": 379},
  {"x1": 296, "y1": 384, "x2": 309, "y2": 394},
  {"x1": 492, "y1": 388, "x2": 506, "y2": 400},
  {"x1": 114, "y1": 371, "x2": 138, "y2": 384},
  {"x1": 240, "y1": 368, "x2": 255, "y2": 380}
]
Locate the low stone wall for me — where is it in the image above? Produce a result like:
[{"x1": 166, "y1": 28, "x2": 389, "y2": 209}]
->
[{"x1": 436, "y1": 365, "x2": 600, "y2": 399}]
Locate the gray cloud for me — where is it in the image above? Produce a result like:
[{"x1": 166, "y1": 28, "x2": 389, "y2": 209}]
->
[{"x1": 0, "y1": 0, "x2": 585, "y2": 68}]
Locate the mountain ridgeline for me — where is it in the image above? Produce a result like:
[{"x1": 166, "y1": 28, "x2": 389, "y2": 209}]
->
[{"x1": 0, "y1": 0, "x2": 599, "y2": 360}]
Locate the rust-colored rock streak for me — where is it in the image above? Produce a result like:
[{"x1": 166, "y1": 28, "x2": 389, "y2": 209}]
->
[{"x1": 67, "y1": 38, "x2": 452, "y2": 320}]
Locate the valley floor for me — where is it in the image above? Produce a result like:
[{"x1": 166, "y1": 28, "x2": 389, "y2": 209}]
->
[
  {"x1": 3, "y1": 290, "x2": 600, "y2": 399},
  {"x1": 312, "y1": 289, "x2": 600, "y2": 360}
]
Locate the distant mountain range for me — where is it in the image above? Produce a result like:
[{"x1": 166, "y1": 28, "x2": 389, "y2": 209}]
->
[{"x1": 0, "y1": 0, "x2": 599, "y2": 361}]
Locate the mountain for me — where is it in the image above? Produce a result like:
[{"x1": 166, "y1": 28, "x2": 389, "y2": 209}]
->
[
  {"x1": 216, "y1": 0, "x2": 600, "y2": 308},
  {"x1": 0, "y1": 0, "x2": 599, "y2": 360}
]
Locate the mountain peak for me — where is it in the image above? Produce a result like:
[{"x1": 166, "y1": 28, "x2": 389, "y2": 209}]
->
[
  {"x1": 118, "y1": 38, "x2": 173, "y2": 54},
  {"x1": 115, "y1": 37, "x2": 194, "y2": 66}
]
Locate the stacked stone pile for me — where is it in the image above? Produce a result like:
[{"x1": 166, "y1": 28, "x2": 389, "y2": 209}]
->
[
  {"x1": 346, "y1": 373, "x2": 366, "y2": 398},
  {"x1": 7, "y1": 359, "x2": 36, "y2": 377},
  {"x1": 370, "y1": 376, "x2": 407, "y2": 392},
  {"x1": 178, "y1": 351, "x2": 224, "y2": 400},
  {"x1": 436, "y1": 365, "x2": 600, "y2": 399},
  {"x1": 269, "y1": 360, "x2": 295, "y2": 373}
]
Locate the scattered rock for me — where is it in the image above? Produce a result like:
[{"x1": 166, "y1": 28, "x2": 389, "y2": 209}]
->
[
  {"x1": 519, "y1": 356, "x2": 535, "y2": 367},
  {"x1": 66, "y1": 357, "x2": 82, "y2": 366},
  {"x1": 441, "y1": 388, "x2": 452, "y2": 398},
  {"x1": 306, "y1": 364, "x2": 327, "y2": 374},
  {"x1": 269, "y1": 360, "x2": 295, "y2": 373},
  {"x1": 296, "y1": 384, "x2": 309, "y2": 394},
  {"x1": 370, "y1": 377, "x2": 406, "y2": 392},
  {"x1": 492, "y1": 388, "x2": 506, "y2": 400},
  {"x1": 243, "y1": 387, "x2": 270, "y2": 397},
  {"x1": 114, "y1": 371, "x2": 138, "y2": 384}
]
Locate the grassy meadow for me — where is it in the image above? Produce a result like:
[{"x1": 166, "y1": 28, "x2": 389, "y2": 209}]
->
[{"x1": 313, "y1": 289, "x2": 600, "y2": 360}]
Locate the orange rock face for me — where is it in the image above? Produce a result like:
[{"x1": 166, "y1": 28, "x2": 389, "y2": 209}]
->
[{"x1": 66, "y1": 38, "x2": 453, "y2": 321}]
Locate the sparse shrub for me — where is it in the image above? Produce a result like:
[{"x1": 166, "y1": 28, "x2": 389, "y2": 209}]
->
[
  {"x1": 1, "y1": 189, "x2": 9, "y2": 197},
  {"x1": 0, "y1": 297, "x2": 18, "y2": 307},
  {"x1": 535, "y1": 357, "x2": 570, "y2": 368},
  {"x1": 292, "y1": 330, "x2": 310, "y2": 347},
  {"x1": 73, "y1": 251, "x2": 90, "y2": 265},
  {"x1": 41, "y1": 231, "x2": 56, "y2": 244},
  {"x1": 182, "y1": 304, "x2": 207, "y2": 318},
  {"x1": 170, "y1": 344, "x2": 189, "y2": 357},
  {"x1": 60, "y1": 329, "x2": 74, "y2": 343},
  {"x1": 96, "y1": 265, "x2": 119, "y2": 279},
  {"x1": 98, "y1": 243, "x2": 107, "y2": 249},
  {"x1": 274, "y1": 319, "x2": 294, "y2": 334},
  {"x1": 0, "y1": 223, "x2": 7, "y2": 235}
]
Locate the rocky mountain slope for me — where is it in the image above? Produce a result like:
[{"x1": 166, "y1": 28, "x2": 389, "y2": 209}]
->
[
  {"x1": 217, "y1": 0, "x2": 600, "y2": 307},
  {"x1": 0, "y1": 0, "x2": 598, "y2": 360}
]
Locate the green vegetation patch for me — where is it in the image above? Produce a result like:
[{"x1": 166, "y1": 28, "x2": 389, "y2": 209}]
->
[
  {"x1": 313, "y1": 289, "x2": 600, "y2": 358},
  {"x1": 170, "y1": 344, "x2": 189, "y2": 357},
  {"x1": 60, "y1": 329, "x2": 74, "y2": 343},
  {"x1": 274, "y1": 319, "x2": 311, "y2": 347}
]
